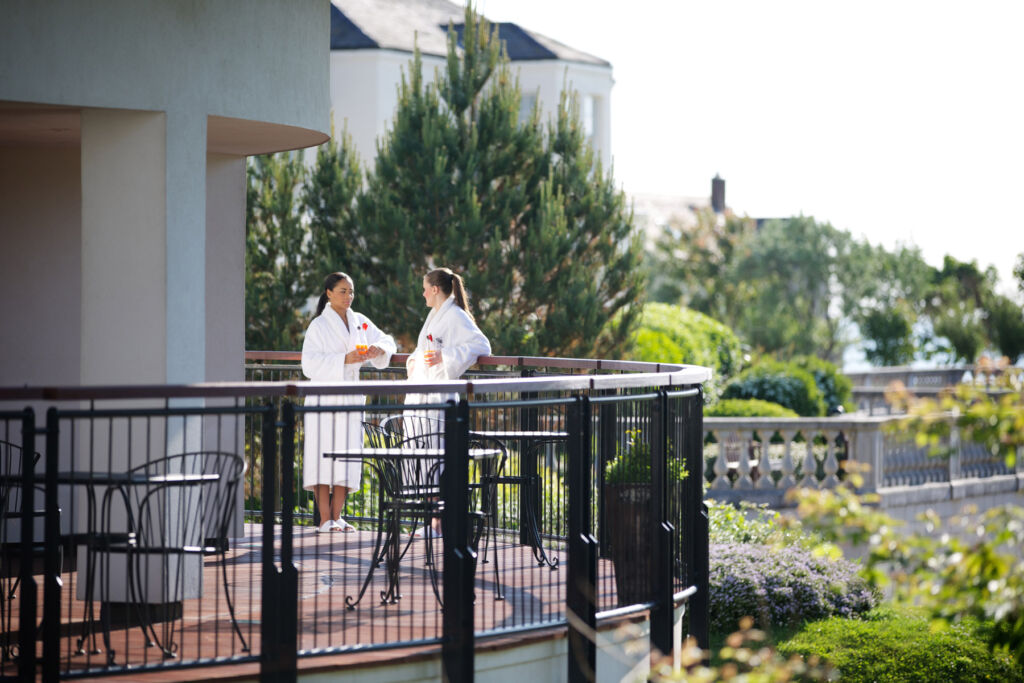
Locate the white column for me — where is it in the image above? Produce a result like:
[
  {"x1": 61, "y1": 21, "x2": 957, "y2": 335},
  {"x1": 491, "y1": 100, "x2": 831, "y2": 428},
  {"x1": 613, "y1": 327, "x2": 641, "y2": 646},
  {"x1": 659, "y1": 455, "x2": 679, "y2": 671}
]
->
[
  {"x1": 205, "y1": 153, "x2": 246, "y2": 383},
  {"x1": 593, "y1": 93, "x2": 611, "y2": 166},
  {"x1": 166, "y1": 111, "x2": 208, "y2": 385},
  {"x1": 80, "y1": 109, "x2": 167, "y2": 385},
  {"x1": 79, "y1": 108, "x2": 214, "y2": 603},
  {"x1": 205, "y1": 153, "x2": 247, "y2": 538}
]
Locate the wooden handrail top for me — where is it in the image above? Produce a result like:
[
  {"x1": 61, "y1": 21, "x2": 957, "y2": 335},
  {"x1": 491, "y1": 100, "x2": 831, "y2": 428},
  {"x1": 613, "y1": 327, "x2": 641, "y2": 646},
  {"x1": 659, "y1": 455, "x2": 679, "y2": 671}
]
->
[{"x1": 0, "y1": 352, "x2": 712, "y2": 401}]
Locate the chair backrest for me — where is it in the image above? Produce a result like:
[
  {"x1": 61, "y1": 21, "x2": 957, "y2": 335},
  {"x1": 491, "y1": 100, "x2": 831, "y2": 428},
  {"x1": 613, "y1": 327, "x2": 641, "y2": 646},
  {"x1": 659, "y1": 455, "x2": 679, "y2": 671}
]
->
[
  {"x1": 0, "y1": 440, "x2": 44, "y2": 546},
  {"x1": 381, "y1": 414, "x2": 445, "y2": 448},
  {"x1": 363, "y1": 422, "x2": 399, "y2": 449},
  {"x1": 364, "y1": 428, "x2": 444, "y2": 499},
  {"x1": 126, "y1": 451, "x2": 245, "y2": 550}
]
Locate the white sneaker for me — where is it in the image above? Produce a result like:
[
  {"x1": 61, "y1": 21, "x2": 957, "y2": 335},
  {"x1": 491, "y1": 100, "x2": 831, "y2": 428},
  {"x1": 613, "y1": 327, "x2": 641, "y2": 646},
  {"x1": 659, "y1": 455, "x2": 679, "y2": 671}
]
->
[
  {"x1": 317, "y1": 519, "x2": 339, "y2": 533},
  {"x1": 412, "y1": 526, "x2": 441, "y2": 539},
  {"x1": 335, "y1": 518, "x2": 356, "y2": 533}
]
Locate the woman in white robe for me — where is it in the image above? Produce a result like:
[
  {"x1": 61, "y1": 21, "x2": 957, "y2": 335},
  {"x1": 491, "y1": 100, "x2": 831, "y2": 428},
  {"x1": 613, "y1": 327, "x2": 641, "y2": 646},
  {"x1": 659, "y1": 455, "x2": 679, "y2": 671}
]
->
[
  {"x1": 302, "y1": 272, "x2": 396, "y2": 533},
  {"x1": 404, "y1": 267, "x2": 491, "y2": 537}
]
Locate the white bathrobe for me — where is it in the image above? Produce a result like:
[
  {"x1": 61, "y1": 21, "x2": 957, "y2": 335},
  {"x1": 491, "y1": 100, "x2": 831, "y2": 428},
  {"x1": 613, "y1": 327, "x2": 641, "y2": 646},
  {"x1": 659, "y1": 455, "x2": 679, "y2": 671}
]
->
[
  {"x1": 403, "y1": 297, "x2": 491, "y2": 445},
  {"x1": 406, "y1": 296, "x2": 491, "y2": 385},
  {"x1": 301, "y1": 307, "x2": 396, "y2": 490}
]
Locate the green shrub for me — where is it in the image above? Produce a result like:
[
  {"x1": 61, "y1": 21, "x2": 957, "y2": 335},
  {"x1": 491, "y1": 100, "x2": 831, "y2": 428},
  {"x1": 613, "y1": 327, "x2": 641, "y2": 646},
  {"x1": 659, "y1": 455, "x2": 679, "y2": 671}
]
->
[
  {"x1": 705, "y1": 398, "x2": 799, "y2": 418},
  {"x1": 604, "y1": 429, "x2": 687, "y2": 484},
  {"x1": 777, "y1": 606, "x2": 1024, "y2": 683},
  {"x1": 619, "y1": 302, "x2": 744, "y2": 402},
  {"x1": 708, "y1": 500, "x2": 816, "y2": 547},
  {"x1": 709, "y1": 541, "x2": 878, "y2": 633},
  {"x1": 722, "y1": 360, "x2": 825, "y2": 416},
  {"x1": 792, "y1": 355, "x2": 854, "y2": 416}
]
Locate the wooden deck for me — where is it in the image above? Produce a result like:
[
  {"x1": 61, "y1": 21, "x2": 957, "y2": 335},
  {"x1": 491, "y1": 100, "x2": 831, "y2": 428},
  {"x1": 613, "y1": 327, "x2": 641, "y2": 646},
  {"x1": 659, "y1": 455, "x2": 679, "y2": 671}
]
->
[{"x1": 2, "y1": 522, "x2": 628, "y2": 680}]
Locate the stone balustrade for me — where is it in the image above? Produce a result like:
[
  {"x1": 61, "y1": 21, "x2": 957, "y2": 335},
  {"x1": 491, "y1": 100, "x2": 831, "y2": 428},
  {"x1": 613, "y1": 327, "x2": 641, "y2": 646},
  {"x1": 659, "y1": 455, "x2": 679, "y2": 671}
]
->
[{"x1": 703, "y1": 416, "x2": 1023, "y2": 528}]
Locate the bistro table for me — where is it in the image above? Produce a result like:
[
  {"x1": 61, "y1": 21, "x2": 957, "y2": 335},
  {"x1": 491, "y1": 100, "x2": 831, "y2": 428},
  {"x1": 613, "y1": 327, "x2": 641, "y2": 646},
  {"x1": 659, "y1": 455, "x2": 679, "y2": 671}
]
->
[
  {"x1": 22, "y1": 469, "x2": 222, "y2": 661},
  {"x1": 324, "y1": 445, "x2": 501, "y2": 608},
  {"x1": 468, "y1": 430, "x2": 569, "y2": 569}
]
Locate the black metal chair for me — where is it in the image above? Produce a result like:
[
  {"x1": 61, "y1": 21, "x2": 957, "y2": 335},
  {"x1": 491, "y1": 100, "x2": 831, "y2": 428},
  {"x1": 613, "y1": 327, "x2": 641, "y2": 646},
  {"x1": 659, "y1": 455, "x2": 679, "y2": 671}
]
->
[
  {"x1": 348, "y1": 424, "x2": 444, "y2": 608},
  {"x1": 374, "y1": 417, "x2": 507, "y2": 602},
  {"x1": 91, "y1": 451, "x2": 247, "y2": 661},
  {"x1": 0, "y1": 440, "x2": 56, "y2": 666},
  {"x1": 382, "y1": 417, "x2": 509, "y2": 598}
]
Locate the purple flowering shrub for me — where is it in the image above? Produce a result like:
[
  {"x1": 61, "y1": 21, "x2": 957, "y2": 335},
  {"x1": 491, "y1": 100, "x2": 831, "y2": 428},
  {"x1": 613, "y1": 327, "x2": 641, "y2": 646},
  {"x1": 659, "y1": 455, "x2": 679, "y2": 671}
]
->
[{"x1": 709, "y1": 542, "x2": 878, "y2": 633}]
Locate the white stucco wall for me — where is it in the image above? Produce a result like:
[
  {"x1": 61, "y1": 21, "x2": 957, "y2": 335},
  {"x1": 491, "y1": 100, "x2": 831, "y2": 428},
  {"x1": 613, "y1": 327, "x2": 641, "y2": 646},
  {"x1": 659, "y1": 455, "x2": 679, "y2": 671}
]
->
[
  {"x1": 0, "y1": 146, "x2": 81, "y2": 385},
  {"x1": 0, "y1": 0, "x2": 327, "y2": 137},
  {"x1": 295, "y1": 617, "x2": 656, "y2": 682},
  {"x1": 514, "y1": 60, "x2": 614, "y2": 164},
  {"x1": 205, "y1": 154, "x2": 247, "y2": 383},
  {"x1": 330, "y1": 49, "x2": 446, "y2": 166},
  {"x1": 0, "y1": 0, "x2": 330, "y2": 386}
]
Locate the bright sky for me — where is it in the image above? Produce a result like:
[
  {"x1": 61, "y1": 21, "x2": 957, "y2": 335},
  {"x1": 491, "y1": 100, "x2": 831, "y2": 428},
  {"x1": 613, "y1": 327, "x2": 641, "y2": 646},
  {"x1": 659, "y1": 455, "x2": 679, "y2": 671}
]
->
[{"x1": 474, "y1": 0, "x2": 1024, "y2": 295}]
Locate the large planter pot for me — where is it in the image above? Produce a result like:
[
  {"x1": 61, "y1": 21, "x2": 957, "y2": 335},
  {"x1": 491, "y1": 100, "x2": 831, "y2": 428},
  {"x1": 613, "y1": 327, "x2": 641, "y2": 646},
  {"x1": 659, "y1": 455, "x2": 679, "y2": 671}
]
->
[{"x1": 604, "y1": 483, "x2": 653, "y2": 606}]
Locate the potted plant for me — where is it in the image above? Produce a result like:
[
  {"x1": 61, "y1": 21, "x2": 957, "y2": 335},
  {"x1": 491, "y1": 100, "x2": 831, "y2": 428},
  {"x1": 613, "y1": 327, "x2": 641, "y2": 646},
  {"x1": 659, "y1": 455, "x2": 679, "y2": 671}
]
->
[{"x1": 603, "y1": 429, "x2": 687, "y2": 606}]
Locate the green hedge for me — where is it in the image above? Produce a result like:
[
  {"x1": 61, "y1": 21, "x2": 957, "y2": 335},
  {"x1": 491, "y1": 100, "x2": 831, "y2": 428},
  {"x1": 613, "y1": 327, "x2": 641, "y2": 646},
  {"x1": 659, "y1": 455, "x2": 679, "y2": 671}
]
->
[
  {"x1": 792, "y1": 355, "x2": 853, "y2": 415},
  {"x1": 705, "y1": 398, "x2": 798, "y2": 418},
  {"x1": 619, "y1": 302, "x2": 744, "y2": 402},
  {"x1": 778, "y1": 606, "x2": 1024, "y2": 682},
  {"x1": 722, "y1": 360, "x2": 825, "y2": 416}
]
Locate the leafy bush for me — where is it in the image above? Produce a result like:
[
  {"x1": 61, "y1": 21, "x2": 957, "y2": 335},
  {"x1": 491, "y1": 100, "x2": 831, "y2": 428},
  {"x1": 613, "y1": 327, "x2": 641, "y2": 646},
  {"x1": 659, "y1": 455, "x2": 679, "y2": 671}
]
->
[
  {"x1": 791, "y1": 485, "x2": 1024, "y2": 667},
  {"x1": 619, "y1": 302, "x2": 744, "y2": 402},
  {"x1": 792, "y1": 355, "x2": 853, "y2": 415},
  {"x1": 708, "y1": 500, "x2": 818, "y2": 548},
  {"x1": 705, "y1": 398, "x2": 798, "y2": 418},
  {"x1": 604, "y1": 429, "x2": 687, "y2": 484},
  {"x1": 709, "y1": 541, "x2": 878, "y2": 633},
  {"x1": 777, "y1": 606, "x2": 1024, "y2": 683},
  {"x1": 663, "y1": 618, "x2": 835, "y2": 681},
  {"x1": 722, "y1": 360, "x2": 825, "y2": 416}
]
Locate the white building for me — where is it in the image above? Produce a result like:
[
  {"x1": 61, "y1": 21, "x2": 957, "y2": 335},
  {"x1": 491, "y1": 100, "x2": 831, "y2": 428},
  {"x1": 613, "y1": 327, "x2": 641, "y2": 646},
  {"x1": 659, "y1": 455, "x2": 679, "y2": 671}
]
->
[
  {"x1": 631, "y1": 175, "x2": 730, "y2": 248},
  {"x1": 0, "y1": 1, "x2": 329, "y2": 387},
  {"x1": 328, "y1": 0, "x2": 613, "y2": 167},
  {"x1": 0, "y1": 0, "x2": 612, "y2": 388}
]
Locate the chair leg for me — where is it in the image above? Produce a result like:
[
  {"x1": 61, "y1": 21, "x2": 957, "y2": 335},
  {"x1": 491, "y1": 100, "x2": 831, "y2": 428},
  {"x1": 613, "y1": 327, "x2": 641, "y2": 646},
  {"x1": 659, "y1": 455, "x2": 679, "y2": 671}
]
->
[
  {"x1": 489, "y1": 493, "x2": 504, "y2": 601},
  {"x1": 220, "y1": 553, "x2": 249, "y2": 652},
  {"x1": 526, "y1": 475, "x2": 559, "y2": 569},
  {"x1": 76, "y1": 544, "x2": 102, "y2": 655},
  {"x1": 425, "y1": 514, "x2": 443, "y2": 609},
  {"x1": 346, "y1": 507, "x2": 394, "y2": 610},
  {"x1": 380, "y1": 508, "x2": 403, "y2": 605}
]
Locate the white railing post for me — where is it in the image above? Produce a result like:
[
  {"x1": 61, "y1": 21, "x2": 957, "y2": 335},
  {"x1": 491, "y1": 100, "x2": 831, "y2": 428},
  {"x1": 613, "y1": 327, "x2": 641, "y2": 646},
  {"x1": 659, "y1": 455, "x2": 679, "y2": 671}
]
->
[
  {"x1": 821, "y1": 428, "x2": 840, "y2": 488},
  {"x1": 949, "y1": 425, "x2": 962, "y2": 481},
  {"x1": 734, "y1": 429, "x2": 754, "y2": 490},
  {"x1": 799, "y1": 436, "x2": 818, "y2": 489},
  {"x1": 709, "y1": 429, "x2": 731, "y2": 491},
  {"x1": 777, "y1": 429, "x2": 796, "y2": 489}
]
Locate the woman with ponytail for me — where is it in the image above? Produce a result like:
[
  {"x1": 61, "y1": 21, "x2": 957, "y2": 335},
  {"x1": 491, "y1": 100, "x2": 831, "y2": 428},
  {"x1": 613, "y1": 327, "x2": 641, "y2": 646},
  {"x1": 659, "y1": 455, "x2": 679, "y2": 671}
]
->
[
  {"x1": 302, "y1": 272, "x2": 396, "y2": 533},
  {"x1": 403, "y1": 267, "x2": 491, "y2": 538},
  {"x1": 407, "y1": 267, "x2": 491, "y2": 383}
]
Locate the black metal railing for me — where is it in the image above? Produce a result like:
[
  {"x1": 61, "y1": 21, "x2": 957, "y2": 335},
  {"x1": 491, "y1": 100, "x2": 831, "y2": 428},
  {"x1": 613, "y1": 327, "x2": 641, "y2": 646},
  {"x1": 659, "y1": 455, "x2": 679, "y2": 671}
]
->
[{"x1": 1, "y1": 355, "x2": 708, "y2": 682}]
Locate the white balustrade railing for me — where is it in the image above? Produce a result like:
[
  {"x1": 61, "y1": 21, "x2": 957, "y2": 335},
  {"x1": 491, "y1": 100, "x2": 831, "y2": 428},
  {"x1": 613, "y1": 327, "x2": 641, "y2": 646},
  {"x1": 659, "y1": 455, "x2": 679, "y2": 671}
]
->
[{"x1": 703, "y1": 416, "x2": 1022, "y2": 508}]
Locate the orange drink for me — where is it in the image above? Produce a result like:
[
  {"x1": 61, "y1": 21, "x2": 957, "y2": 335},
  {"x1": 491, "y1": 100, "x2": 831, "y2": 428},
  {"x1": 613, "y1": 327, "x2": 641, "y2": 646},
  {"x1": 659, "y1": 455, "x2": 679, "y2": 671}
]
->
[{"x1": 356, "y1": 344, "x2": 368, "y2": 355}]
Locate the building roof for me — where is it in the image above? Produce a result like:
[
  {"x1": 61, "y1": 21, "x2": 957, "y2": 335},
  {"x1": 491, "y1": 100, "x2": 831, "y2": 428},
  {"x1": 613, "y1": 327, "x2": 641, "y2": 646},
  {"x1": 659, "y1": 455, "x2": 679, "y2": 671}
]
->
[
  {"x1": 629, "y1": 192, "x2": 715, "y2": 248},
  {"x1": 330, "y1": 0, "x2": 609, "y2": 66}
]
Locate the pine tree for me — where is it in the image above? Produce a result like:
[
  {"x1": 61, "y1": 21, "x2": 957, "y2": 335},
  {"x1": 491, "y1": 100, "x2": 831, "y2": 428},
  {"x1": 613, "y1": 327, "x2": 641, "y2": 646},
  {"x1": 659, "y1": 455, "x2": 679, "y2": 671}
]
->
[
  {"x1": 357, "y1": 5, "x2": 644, "y2": 356},
  {"x1": 532, "y1": 90, "x2": 645, "y2": 358},
  {"x1": 302, "y1": 124, "x2": 363, "y2": 293},
  {"x1": 245, "y1": 152, "x2": 311, "y2": 350}
]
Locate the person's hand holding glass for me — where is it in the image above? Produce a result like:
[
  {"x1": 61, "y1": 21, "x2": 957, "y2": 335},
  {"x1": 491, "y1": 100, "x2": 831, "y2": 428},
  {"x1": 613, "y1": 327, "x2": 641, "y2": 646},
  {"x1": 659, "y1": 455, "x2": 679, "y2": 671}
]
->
[{"x1": 423, "y1": 334, "x2": 443, "y2": 369}]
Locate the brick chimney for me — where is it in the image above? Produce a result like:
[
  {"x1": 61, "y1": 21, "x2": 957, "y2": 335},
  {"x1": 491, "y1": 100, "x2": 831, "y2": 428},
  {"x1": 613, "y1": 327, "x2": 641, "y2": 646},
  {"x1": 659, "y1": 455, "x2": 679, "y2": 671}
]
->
[{"x1": 711, "y1": 174, "x2": 725, "y2": 213}]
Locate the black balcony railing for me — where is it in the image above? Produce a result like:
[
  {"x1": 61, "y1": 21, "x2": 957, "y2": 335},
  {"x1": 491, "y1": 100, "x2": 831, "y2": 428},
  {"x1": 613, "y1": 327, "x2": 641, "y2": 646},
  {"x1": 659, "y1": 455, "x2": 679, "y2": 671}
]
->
[{"x1": 1, "y1": 354, "x2": 709, "y2": 682}]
